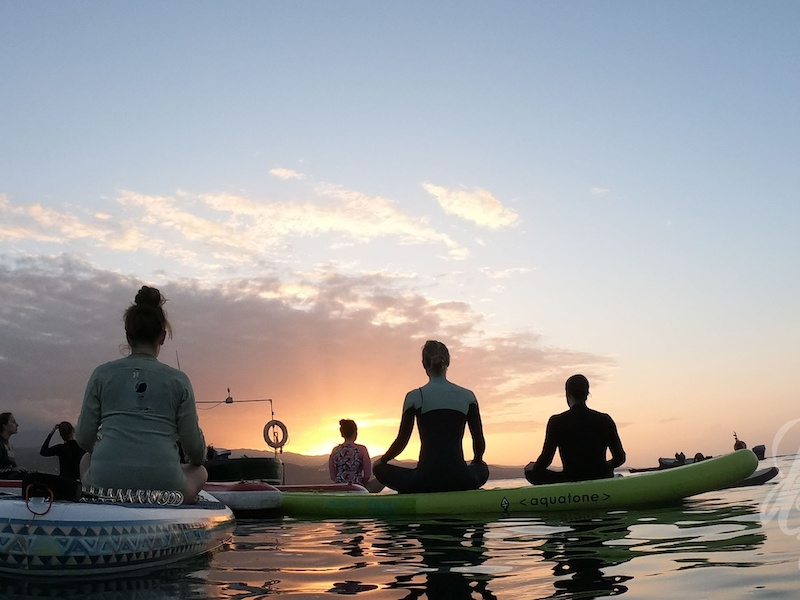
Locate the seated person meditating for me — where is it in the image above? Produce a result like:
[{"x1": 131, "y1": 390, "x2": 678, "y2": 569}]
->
[
  {"x1": 0, "y1": 412, "x2": 25, "y2": 479},
  {"x1": 525, "y1": 374, "x2": 626, "y2": 484},
  {"x1": 76, "y1": 286, "x2": 207, "y2": 503},
  {"x1": 373, "y1": 340, "x2": 489, "y2": 494},
  {"x1": 329, "y1": 419, "x2": 373, "y2": 486},
  {"x1": 40, "y1": 421, "x2": 85, "y2": 481}
]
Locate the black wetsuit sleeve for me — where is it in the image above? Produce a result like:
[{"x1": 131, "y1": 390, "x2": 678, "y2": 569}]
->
[
  {"x1": 467, "y1": 403, "x2": 486, "y2": 463},
  {"x1": 381, "y1": 407, "x2": 416, "y2": 463},
  {"x1": 607, "y1": 417, "x2": 626, "y2": 469},
  {"x1": 40, "y1": 431, "x2": 58, "y2": 457},
  {"x1": 532, "y1": 416, "x2": 559, "y2": 472}
]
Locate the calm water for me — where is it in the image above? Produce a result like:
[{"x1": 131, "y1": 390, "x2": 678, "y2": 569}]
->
[{"x1": 3, "y1": 454, "x2": 800, "y2": 599}]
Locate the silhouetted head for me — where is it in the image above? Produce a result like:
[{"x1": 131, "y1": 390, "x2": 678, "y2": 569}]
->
[
  {"x1": 0, "y1": 413, "x2": 18, "y2": 440},
  {"x1": 57, "y1": 421, "x2": 74, "y2": 440},
  {"x1": 422, "y1": 340, "x2": 450, "y2": 376},
  {"x1": 124, "y1": 286, "x2": 173, "y2": 347},
  {"x1": 339, "y1": 419, "x2": 357, "y2": 440},
  {"x1": 565, "y1": 374, "x2": 590, "y2": 403}
]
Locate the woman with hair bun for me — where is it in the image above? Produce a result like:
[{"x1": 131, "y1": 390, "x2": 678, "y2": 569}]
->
[
  {"x1": 373, "y1": 340, "x2": 489, "y2": 493},
  {"x1": 328, "y1": 419, "x2": 372, "y2": 486},
  {"x1": 76, "y1": 286, "x2": 207, "y2": 503}
]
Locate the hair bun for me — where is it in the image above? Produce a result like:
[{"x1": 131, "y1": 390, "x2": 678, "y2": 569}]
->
[{"x1": 134, "y1": 286, "x2": 163, "y2": 307}]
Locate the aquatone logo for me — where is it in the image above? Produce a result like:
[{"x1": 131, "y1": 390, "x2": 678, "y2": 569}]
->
[{"x1": 500, "y1": 491, "x2": 611, "y2": 512}]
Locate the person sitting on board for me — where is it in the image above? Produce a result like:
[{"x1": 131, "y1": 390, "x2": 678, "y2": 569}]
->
[
  {"x1": 76, "y1": 286, "x2": 208, "y2": 504},
  {"x1": 329, "y1": 419, "x2": 373, "y2": 486},
  {"x1": 524, "y1": 374, "x2": 626, "y2": 484},
  {"x1": 39, "y1": 421, "x2": 85, "y2": 480},
  {"x1": 373, "y1": 340, "x2": 490, "y2": 494},
  {"x1": 0, "y1": 412, "x2": 27, "y2": 479}
]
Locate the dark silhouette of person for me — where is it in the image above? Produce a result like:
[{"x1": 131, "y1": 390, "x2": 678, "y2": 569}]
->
[
  {"x1": 40, "y1": 421, "x2": 85, "y2": 480},
  {"x1": 525, "y1": 374, "x2": 625, "y2": 484},
  {"x1": 374, "y1": 340, "x2": 489, "y2": 493}
]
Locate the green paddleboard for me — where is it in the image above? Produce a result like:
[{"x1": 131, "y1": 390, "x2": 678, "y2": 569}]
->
[{"x1": 279, "y1": 449, "x2": 758, "y2": 518}]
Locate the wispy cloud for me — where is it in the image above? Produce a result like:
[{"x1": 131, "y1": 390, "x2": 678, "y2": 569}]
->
[
  {"x1": 269, "y1": 167, "x2": 305, "y2": 180},
  {"x1": 422, "y1": 183, "x2": 520, "y2": 230},
  {"x1": 0, "y1": 175, "x2": 615, "y2": 460},
  {"x1": 481, "y1": 266, "x2": 533, "y2": 280},
  {"x1": 591, "y1": 187, "x2": 611, "y2": 197},
  {"x1": 0, "y1": 195, "x2": 110, "y2": 244},
  {"x1": 0, "y1": 256, "x2": 613, "y2": 455},
  {"x1": 0, "y1": 177, "x2": 473, "y2": 279}
]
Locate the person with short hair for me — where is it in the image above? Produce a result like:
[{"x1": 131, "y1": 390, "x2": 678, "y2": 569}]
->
[
  {"x1": 374, "y1": 340, "x2": 489, "y2": 493},
  {"x1": 525, "y1": 374, "x2": 626, "y2": 484},
  {"x1": 40, "y1": 421, "x2": 85, "y2": 480},
  {"x1": 76, "y1": 286, "x2": 207, "y2": 503}
]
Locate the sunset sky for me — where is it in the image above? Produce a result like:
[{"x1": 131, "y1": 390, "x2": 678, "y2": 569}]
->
[{"x1": 2, "y1": 3, "x2": 798, "y2": 468}]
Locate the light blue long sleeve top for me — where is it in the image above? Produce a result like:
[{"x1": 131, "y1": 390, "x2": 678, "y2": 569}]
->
[{"x1": 76, "y1": 353, "x2": 206, "y2": 491}]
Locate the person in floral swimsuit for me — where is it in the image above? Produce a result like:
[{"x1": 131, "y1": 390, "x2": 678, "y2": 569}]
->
[{"x1": 329, "y1": 419, "x2": 372, "y2": 485}]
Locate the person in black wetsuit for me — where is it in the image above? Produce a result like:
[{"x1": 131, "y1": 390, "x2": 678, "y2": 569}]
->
[
  {"x1": 40, "y1": 421, "x2": 86, "y2": 481},
  {"x1": 373, "y1": 340, "x2": 489, "y2": 493},
  {"x1": 525, "y1": 374, "x2": 626, "y2": 484}
]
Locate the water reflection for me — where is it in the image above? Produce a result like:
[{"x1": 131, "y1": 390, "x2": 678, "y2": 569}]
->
[
  {"x1": 539, "y1": 500, "x2": 765, "y2": 598},
  {"x1": 379, "y1": 519, "x2": 497, "y2": 599},
  {"x1": 537, "y1": 516, "x2": 634, "y2": 598},
  {"x1": 0, "y1": 552, "x2": 214, "y2": 600},
  {"x1": 0, "y1": 491, "x2": 770, "y2": 599}
]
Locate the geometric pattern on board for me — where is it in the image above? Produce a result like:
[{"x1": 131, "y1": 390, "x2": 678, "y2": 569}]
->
[{"x1": 0, "y1": 519, "x2": 212, "y2": 571}]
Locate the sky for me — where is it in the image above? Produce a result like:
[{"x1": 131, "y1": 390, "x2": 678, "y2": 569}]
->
[{"x1": 1, "y1": 2, "x2": 799, "y2": 468}]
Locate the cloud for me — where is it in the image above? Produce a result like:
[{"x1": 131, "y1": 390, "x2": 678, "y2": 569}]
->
[
  {"x1": 269, "y1": 167, "x2": 305, "y2": 180},
  {"x1": 422, "y1": 183, "x2": 520, "y2": 230},
  {"x1": 0, "y1": 180, "x2": 472, "y2": 279},
  {"x1": 481, "y1": 266, "x2": 533, "y2": 280},
  {"x1": 313, "y1": 183, "x2": 466, "y2": 255},
  {"x1": 0, "y1": 196, "x2": 111, "y2": 244},
  {"x1": 591, "y1": 187, "x2": 611, "y2": 197},
  {"x1": 0, "y1": 176, "x2": 614, "y2": 461},
  {"x1": 0, "y1": 256, "x2": 613, "y2": 456}
]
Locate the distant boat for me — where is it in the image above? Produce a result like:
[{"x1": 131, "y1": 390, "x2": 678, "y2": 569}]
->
[{"x1": 204, "y1": 447, "x2": 285, "y2": 485}]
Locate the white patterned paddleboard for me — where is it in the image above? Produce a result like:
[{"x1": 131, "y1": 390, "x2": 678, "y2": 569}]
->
[{"x1": 0, "y1": 491, "x2": 235, "y2": 577}]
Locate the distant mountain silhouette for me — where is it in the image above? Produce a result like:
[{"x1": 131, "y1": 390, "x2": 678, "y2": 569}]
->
[{"x1": 15, "y1": 445, "x2": 525, "y2": 484}]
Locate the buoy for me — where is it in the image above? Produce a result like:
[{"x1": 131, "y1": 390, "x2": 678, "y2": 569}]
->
[{"x1": 264, "y1": 420, "x2": 289, "y2": 449}]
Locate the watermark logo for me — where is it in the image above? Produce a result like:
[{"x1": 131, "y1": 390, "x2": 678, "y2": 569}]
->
[{"x1": 759, "y1": 419, "x2": 800, "y2": 554}]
